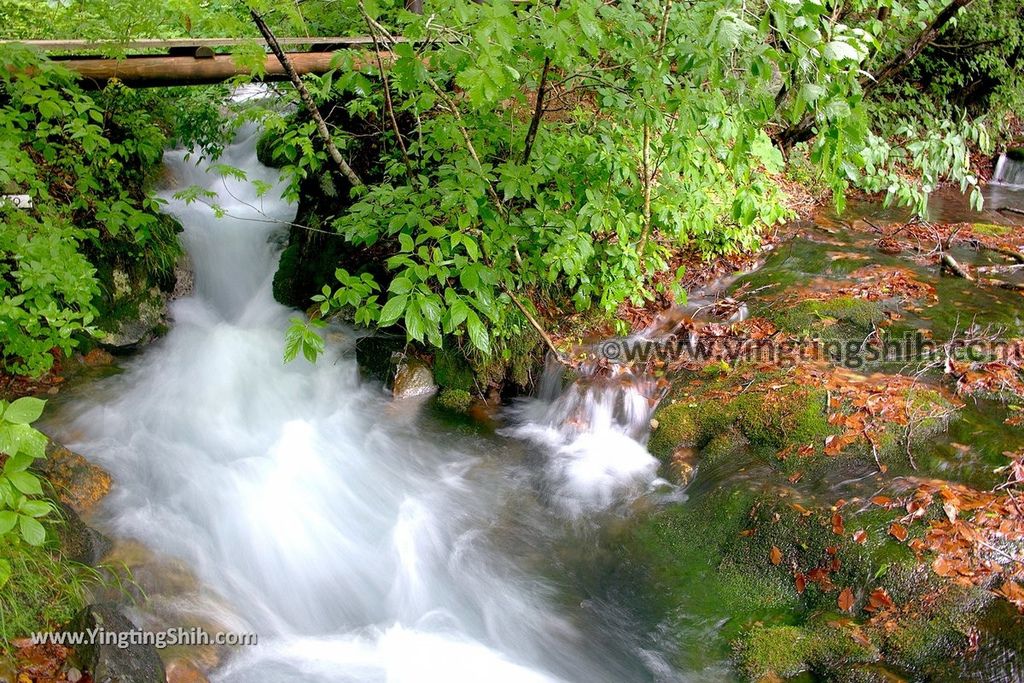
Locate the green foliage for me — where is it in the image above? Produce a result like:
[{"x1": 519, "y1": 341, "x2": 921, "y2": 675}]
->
[
  {"x1": 0, "y1": 398, "x2": 52, "y2": 548},
  {"x1": 0, "y1": 45, "x2": 182, "y2": 376}
]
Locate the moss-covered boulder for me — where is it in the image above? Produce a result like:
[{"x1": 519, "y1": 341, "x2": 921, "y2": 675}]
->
[
  {"x1": 770, "y1": 297, "x2": 885, "y2": 341},
  {"x1": 438, "y1": 388, "x2": 473, "y2": 414}
]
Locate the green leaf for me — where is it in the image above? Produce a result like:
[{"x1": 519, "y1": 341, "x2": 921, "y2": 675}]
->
[
  {"x1": 19, "y1": 514, "x2": 45, "y2": 546},
  {"x1": 3, "y1": 397, "x2": 45, "y2": 425},
  {"x1": 19, "y1": 499, "x2": 51, "y2": 518},
  {"x1": 378, "y1": 295, "x2": 408, "y2": 327},
  {"x1": 465, "y1": 310, "x2": 491, "y2": 355},
  {"x1": 0, "y1": 559, "x2": 10, "y2": 589},
  {"x1": 7, "y1": 470, "x2": 43, "y2": 496},
  {"x1": 0, "y1": 511, "x2": 16, "y2": 535}
]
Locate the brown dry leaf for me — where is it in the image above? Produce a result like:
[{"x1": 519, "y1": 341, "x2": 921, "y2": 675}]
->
[
  {"x1": 996, "y1": 581, "x2": 1024, "y2": 611},
  {"x1": 795, "y1": 573, "x2": 806, "y2": 594},
  {"x1": 853, "y1": 529, "x2": 868, "y2": 544},
  {"x1": 832, "y1": 513, "x2": 845, "y2": 536},
  {"x1": 889, "y1": 523, "x2": 909, "y2": 542},
  {"x1": 870, "y1": 495, "x2": 893, "y2": 507},
  {"x1": 770, "y1": 545, "x2": 783, "y2": 566},
  {"x1": 838, "y1": 587, "x2": 855, "y2": 612}
]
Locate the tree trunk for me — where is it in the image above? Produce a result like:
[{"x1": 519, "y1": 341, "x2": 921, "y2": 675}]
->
[{"x1": 250, "y1": 10, "x2": 364, "y2": 188}]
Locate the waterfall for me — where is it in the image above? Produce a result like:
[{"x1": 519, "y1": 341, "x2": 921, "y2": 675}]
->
[
  {"x1": 50, "y1": 123, "x2": 667, "y2": 682},
  {"x1": 993, "y1": 152, "x2": 1024, "y2": 188}
]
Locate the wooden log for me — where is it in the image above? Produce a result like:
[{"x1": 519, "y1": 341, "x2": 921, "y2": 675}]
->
[
  {"x1": 50, "y1": 51, "x2": 387, "y2": 88},
  {"x1": 1, "y1": 37, "x2": 387, "y2": 52}
]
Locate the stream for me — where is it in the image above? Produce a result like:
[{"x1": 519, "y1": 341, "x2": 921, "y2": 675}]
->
[
  {"x1": 45, "y1": 124, "x2": 677, "y2": 682},
  {"x1": 41, "y1": 117, "x2": 1024, "y2": 681}
]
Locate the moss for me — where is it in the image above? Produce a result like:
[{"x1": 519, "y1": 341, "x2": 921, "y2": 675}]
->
[
  {"x1": 256, "y1": 128, "x2": 284, "y2": 168},
  {"x1": 731, "y1": 387, "x2": 831, "y2": 450},
  {"x1": 1006, "y1": 148, "x2": 1024, "y2": 163},
  {"x1": 271, "y1": 242, "x2": 303, "y2": 308},
  {"x1": 0, "y1": 542, "x2": 91, "y2": 650},
  {"x1": 700, "y1": 428, "x2": 750, "y2": 469},
  {"x1": 648, "y1": 400, "x2": 730, "y2": 460},
  {"x1": 438, "y1": 388, "x2": 473, "y2": 413},
  {"x1": 734, "y1": 625, "x2": 814, "y2": 679},
  {"x1": 736, "y1": 619, "x2": 881, "y2": 681},
  {"x1": 771, "y1": 297, "x2": 885, "y2": 341},
  {"x1": 434, "y1": 347, "x2": 475, "y2": 392},
  {"x1": 972, "y1": 222, "x2": 1012, "y2": 237}
]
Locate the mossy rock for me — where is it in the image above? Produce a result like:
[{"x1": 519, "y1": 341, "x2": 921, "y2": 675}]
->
[
  {"x1": 972, "y1": 223, "x2": 1012, "y2": 237},
  {"x1": 648, "y1": 399, "x2": 731, "y2": 460},
  {"x1": 434, "y1": 347, "x2": 475, "y2": 392},
  {"x1": 438, "y1": 388, "x2": 473, "y2": 413},
  {"x1": 1006, "y1": 148, "x2": 1024, "y2": 163},
  {"x1": 734, "y1": 622, "x2": 877, "y2": 680},
  {"x1": 770, "y1": 297, "x2": 885, "y2": 342},
  {"x1": 731, "y1": 387, "x2": 830, "y2": 450},
  {"x1": 649, "y1": 384, "x2": 831, "y2": 466}
]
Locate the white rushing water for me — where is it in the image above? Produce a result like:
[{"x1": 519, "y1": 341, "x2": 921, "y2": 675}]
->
[
  {"x1": 993, "y1": 153, "x2": 1024, "y2": 188},
  {"x1": 55, "y1": 124, "x2": 667, "y2": 682}
]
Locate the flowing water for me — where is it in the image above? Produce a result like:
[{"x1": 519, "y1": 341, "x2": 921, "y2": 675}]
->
[
  {"x1": 47, "y1": 125, "x2": 678, "y2": 682},
  {"x1": 994, "y1": 153, "x2": 1024, "y2": 188}
]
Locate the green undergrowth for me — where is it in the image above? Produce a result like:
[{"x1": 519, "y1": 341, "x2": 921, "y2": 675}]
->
[{"x1": 0, "y1": 540, "x2": 92, "y2": 651}]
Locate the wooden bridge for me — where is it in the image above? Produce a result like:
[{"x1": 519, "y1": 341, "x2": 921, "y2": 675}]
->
[{"x1": 0, "y1": 37, "x2": 402, "y2": 88}]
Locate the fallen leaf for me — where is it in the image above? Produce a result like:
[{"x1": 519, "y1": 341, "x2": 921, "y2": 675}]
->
[
  {"x1": 770, "y1": 545, "x2": 782, "y2": 565},
  {"x1": 853, "y1": 529, "x2": 867, "y2": 544},
  {"x1": 889, "y1": 523, "x2": 909, "y2": 542},
  {"x1": 832, "y1": 513, "x2": 845, "y2": 536},
  {"x1": 795, "y1": 573, "x2": 806, "y2": 594},
  {"x1": 838, "y1": 587, "x2": 855, "y2": 612}
]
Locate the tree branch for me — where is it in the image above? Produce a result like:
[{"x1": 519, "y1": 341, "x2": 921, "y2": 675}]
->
[
  {"x1": 249, "y1": 9, "x2": 364, "y2": 188},
  {"x1": 522, "y1": 0, "x2": 562, "y2": 165},
  {"x1": 777, "y1": 0, "x2": 975, "y2": 150}
]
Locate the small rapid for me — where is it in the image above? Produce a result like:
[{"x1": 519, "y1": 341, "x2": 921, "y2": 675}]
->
[
  {"x1": 48, "y1": 123, "x2": 671, "y2": 682},
  {"x1": 993, "y1": 152, "x2": 1024, "y2": 188}
]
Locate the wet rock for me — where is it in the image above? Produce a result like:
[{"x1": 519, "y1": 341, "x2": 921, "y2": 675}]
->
[
  {"x1": 354, "y1": 335, "x2": 405, "y2": 385},
  {"x1": 81, "y1": 348, "x2": 115, "y2": 367},
  {"x1": 55, "y1": 502, "x2": 111, "y2": 567},
  {"x1": 165, "y1": 659, "x2": 209, "y2": 683},
  {"x1": 36, "y1": 441, "x2": 112, "y2": 515},
  {"x1": 668, "y1": 446, "x2": 697, "y2": 486},
  {"x1": 171, "y1": 256, "x2": 194, "y2": 300},
  {"x1": 69, "y1": 605, "x2": 165, "y2": 683},
  {"x1": 392, "y1": 359, "x2": 436, "y2": 399},
  {"x1": 98, "y1": 285, "x2": 168, "y2": 352}
]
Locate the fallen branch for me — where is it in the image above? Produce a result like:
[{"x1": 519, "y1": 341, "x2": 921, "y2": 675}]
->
[
  {"x1": 250, "y1": 10, "x2": 364, "y2": 188},
  {"x1": 978, "y1": 263, "x2": 1024, "y2": 275},
  {"x1": 940, "y1": 252, "x2": 974, "y2": 281},
  {"x1": 942, "y1": 252, "x2": 1024, "y2": 292}
]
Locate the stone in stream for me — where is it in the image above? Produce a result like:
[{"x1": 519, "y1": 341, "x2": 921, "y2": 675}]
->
[
  {"x1": 165, "y1": 659, "x2": 209, "y2": 683},
  {"x1": 69, "y1": 605, "x2": 166, "y2": 683},
  {"x1": 391, "y1": 358, "x2": 437, "y2": 399}
]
